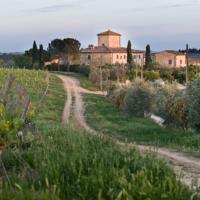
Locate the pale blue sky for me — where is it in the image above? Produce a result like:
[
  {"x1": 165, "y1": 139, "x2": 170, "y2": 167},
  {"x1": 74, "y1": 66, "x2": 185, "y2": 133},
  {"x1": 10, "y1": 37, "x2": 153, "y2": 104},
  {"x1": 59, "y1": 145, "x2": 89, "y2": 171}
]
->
[{"x1": 0, "y1": 0, "x2": 200, "y2": 52}]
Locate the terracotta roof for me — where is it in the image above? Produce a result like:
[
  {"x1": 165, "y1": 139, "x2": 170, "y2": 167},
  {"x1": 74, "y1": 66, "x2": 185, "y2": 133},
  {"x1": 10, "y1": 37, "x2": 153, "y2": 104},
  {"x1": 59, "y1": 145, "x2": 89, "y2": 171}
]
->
[
  {"x1": 97, "y1": 30, "x2": 121, "y2": 36},
  {"x1": 157, "y1": 50, "x2": 185, "y2": 56},
  {"x1": 81, "y1": 46, "x2": 144, "y2": 54}
]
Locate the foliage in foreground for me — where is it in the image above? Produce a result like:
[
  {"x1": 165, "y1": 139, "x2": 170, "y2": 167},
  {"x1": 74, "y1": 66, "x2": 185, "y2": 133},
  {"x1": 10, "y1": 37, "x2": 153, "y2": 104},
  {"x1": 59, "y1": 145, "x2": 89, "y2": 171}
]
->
[
  {"x1": 1, "y1": 126, "x2": 199, "y2": 200},
  {"x1": 84, "y1": 94, "x2": 200, "y2": 154},
  {"x1": 0, "y1": 69, "x2": 199, "y2": 199},
  {"x1": 107, "y1": 77, "x2": 200, "y2": 131},
  {"x1": 187, "y1": 78, "x2": 200, "y2": 131},
  {"x1": 153, "y1": 84, "x2": 188, "y2": 129},
  {"x1": 0, "y1": 68, "x2": 47, "y2": 104},
  {"x1": 124, "y1": 80, "x2": 152, "y2": 117}
]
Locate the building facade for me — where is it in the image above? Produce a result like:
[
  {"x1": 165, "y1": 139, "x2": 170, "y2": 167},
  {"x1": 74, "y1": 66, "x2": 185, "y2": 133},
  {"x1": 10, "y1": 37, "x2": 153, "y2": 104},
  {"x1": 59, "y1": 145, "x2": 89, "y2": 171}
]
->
[
  {"x1": 80, "y1": 30, "x2": 144, "y2": 66},
  {"x1": 155, "y1": 50, "x2": 186, "y2": 68}
]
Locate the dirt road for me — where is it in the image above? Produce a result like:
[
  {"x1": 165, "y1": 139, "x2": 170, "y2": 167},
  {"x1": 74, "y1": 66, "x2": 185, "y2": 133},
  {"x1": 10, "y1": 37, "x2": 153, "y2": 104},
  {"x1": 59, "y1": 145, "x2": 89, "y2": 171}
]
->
[
  {"x1": 57, "y1": 74, "x2": 200, "y2": 187},
  {"x1": 57, "y1": 75, "x2": 103, "y2": 132}
]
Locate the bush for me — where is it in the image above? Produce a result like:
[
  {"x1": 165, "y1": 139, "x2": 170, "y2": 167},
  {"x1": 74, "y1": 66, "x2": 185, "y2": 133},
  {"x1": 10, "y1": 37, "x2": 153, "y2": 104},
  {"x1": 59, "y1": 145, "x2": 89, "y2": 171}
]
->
[
  {"x1": 78, "y1": 65, "x2": 90, "y2": 77},
  {"x1": 159, "y1": 68, "x2": 174, "y2": 82},
  {"x1": 107, "y1": 85, "x2": 128, "y2": 109},
  {"x1": 172, "y1": 68, "x2": 186, "y2": 83},
  {"x1": 110, "y1": 65, "x2": 127, "y2": 81},
  {"x1": 126, "y1": 66, "x2": 142, "y2": 81},
  {"x1": 124, "y1": 80, "x2": 153, "y2": 117},
  {"x1": 89, "y1": 67, "x2": 110, "y2": 90},
  {"x1": 68, "y1": 65, "x2": 90, "y2": 77},
  {"x1": 153, "y1": 83, "x2": 176, "y2": 118},
  {"x1": 165, "y1": 93, "x2": 188, "y2": 129},
  {"x1": 153, "y1": 84, "x2": 188, "y2": 129},
  {"x1": 144, "y1": 70, "x2": 160, "y2": 81},
  {"x1": 187, "y1": 78, "x2": 200, "y2": 131}
]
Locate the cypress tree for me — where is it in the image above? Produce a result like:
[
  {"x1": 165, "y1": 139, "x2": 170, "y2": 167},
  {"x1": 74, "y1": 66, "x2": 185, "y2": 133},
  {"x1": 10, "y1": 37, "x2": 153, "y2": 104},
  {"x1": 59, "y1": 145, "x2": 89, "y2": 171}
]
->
[
  {"x1": 47, "y1": 43, "x2": 52, "y2": 59},
  {"x1": 145, "y1": 44, "x2": 152, "y2": 68},
  {"x1": 127, "y1": 40, "x2": 133, "y2": 65},
  {"x1": 39, "y1": 44, "x2": 44, "y2": 69},
  {"x1": 32, "y1": 40, "x2": 38, "y2": 64}
]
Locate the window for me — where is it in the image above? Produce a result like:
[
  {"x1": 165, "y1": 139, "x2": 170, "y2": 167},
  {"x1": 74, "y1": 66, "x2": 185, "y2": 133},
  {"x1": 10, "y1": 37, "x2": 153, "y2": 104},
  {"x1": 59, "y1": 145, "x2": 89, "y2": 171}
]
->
[
  {"x1": 168, "y1": 60, "x2": 172, "y2": 65},
  {"x1": 102, "y1": 43, "x2": 105, "y2": 46},
  {"x1": 116, "y1": 55, "x2": 119, "y2": 59},
  {"x1": 139, "y1": 55, "x2": 141, "y2": 59},
  {"x1": 124, "y1": 55, "x2": 126, "y2": 59},
  {"x1": 180, "y1": 60, "x2": 182, "y2": 65},
  {"x1": 88, "y1": 55, "x2": 91, "y2": 60},
  {"x1": 120, "y1": 56, "x2": 122, "y2": 59}
]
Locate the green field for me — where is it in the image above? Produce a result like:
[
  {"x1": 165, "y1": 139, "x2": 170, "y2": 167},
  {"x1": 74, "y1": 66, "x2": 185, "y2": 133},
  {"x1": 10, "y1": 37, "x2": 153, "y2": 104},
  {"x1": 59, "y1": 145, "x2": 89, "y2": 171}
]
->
[
  {"x1": 84, "y1": 94, "x2": 200, "y2": 156},
  {"x1": 0, "y1": 68, "x2": 48, "y2": 104},
  {"x1": 0, "y1": 68, "x2": 199, "y2": 199}
]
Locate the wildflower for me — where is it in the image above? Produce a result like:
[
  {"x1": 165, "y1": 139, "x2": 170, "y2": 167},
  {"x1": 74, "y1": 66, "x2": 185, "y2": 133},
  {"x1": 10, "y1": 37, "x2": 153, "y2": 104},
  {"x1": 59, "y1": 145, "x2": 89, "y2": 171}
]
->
[
  {"x1": 27, "y1": 111, "x2": 36, "y2": 119},
  {"x1": 0, "y1": 103, "x2": 4, "y2": 117},
  {"x1": 0, "y1": 120, "x2": 10, "y2": 133}
]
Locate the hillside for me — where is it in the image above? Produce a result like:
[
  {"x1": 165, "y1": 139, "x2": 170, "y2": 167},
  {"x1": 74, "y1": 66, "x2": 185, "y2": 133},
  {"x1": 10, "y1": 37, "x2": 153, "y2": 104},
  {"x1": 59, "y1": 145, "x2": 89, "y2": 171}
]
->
[{"x1": 0, "y1": 68, "x2": 199, "y2": 199}]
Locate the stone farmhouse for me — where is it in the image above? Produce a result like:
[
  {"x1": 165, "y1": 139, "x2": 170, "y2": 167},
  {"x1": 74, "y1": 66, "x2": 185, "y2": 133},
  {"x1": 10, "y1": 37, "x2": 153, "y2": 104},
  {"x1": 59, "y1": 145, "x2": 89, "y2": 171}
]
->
[
  {"x1": 155, "y1": 50, "x2": 186, "y2": 68},
  {"x1": 80, "y1": 30, "x2": 145, "y2": 66}
]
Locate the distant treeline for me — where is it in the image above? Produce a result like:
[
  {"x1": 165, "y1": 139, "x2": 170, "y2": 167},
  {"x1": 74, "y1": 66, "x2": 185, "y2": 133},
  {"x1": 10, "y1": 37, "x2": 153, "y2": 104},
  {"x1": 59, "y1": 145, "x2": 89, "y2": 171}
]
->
[{"x1": 179, "y1": 48, "x2": 200, "y2": 54}]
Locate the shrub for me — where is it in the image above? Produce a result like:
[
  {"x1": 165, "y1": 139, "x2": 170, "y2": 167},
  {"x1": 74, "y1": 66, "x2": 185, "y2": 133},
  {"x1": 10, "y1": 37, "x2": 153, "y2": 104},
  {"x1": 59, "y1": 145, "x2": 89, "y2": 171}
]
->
[
  {"x1": 78, "y1": 65, "x2": 90, "y2": 77},
  {"x1": 69, "y1": 65, "x2": 90, "y2": 77},
  {"x1": 165, "y1": 93, "x2": 188, "y2": 129},
  {"x1": 89, "y1": 67, "x2": 110, "y2": 90},
  {"x1": 189, "y1": 65, "x2": 198, "y2": 81},
  {"x1": 153, "y1": 83, "x2": 177, "y2": 119},
  {"x1": 172, "y1": 68, "x2": 186, "y2": 83},
  {"x1": 124, "y1": 80, "x2": 152, "y2": 117},
  {"x1": 110, "y1": 65, "x2": 127, "y2": 81},
  {"x1": 153, "y1": 84, "x2": 188, "y2": 129},
  {"x1": 107, "y1": 85, "x2": 128, "y2": 109},
  {"x1": 187, "y1": 78, "x2": 200, "y2": 131},
  {"x1": 159, "y1": 68, "x2": 174, "y2": 82},
  {"x1": 126, "y1": 66, "x2": 142, "y2": 80},
  {"x1": 144, "y1": 70, "x2": 160, "y2": 81}
]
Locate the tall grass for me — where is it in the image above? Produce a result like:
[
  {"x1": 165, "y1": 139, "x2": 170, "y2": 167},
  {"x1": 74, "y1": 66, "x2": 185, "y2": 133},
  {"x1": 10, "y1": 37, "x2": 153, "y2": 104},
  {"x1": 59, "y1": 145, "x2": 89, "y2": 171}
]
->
[
  {"x1": 0, "y1": 69, "x2": 199, "y2": 199},
  {"x1": 0, "y1": 68, "x2": 47, "y2": 104},
  {"x1": 84, "y1": 94, "x2": 200, "y2": 155}
]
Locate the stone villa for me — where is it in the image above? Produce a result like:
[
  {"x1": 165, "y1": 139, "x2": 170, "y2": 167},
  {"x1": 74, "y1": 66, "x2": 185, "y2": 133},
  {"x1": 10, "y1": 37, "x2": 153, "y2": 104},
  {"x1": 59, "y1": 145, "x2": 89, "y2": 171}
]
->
[
  {"x1": 155, "y1": 50, "x2": 186, "y2": 68},
  {"x1": 80, "y1": 30, "x2": 145, "y2": 66}
]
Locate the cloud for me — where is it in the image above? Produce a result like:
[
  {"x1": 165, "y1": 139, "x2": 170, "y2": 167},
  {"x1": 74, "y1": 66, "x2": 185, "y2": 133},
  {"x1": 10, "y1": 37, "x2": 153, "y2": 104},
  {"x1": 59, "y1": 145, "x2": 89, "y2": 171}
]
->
[
  {"x1": 159, "y1": 2, "x2": 198, "y2": 9},
  {"x1": 131, "y1": 1, "x2": 199, "y2": 12},
  {"x1": 21, "y1": 3, "x2": 82, "y2": 13}
]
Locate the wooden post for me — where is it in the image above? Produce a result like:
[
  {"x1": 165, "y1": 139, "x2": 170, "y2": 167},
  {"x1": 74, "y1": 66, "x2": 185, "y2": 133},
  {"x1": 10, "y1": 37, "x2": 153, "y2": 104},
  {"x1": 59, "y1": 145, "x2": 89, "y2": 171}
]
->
[
  {"x1": 99, "y1": 66, "x2": 103, "y2": 91},
  {"x1": 135, "y1": 65, "x2": 138, "y2": 79},
  {"x1": 141, "y1": 65, "x2": 144, "y2": 80},
  {"x1": 2, "y1": 75, "x2": 15, "y2": 106},
  {"x1": 186, "y1": 44, "x2": 189, "y2": 84},
  {"x1": 141, "y1": 53, "x2": 145, "y2": 81},
  {"x1": 117, "y1": 67, "x2": 119, "y2": 83}
]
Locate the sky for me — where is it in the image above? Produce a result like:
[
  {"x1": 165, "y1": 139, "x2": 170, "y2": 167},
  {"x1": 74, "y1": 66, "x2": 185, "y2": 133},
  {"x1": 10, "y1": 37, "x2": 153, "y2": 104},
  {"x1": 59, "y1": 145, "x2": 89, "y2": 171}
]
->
[{"x1": 0, "y1": 0, "x2": 200, "y2": 52}]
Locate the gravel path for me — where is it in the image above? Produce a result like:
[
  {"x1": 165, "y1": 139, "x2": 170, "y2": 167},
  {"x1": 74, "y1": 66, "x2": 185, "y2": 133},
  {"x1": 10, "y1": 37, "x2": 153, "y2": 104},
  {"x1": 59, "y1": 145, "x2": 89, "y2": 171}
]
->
[
  {"x1": 57, "y1": 74, "x2": 103, "y2": 131},
  {"x1": 57, "y1": 74, "x2": 200, "y2": 188}
]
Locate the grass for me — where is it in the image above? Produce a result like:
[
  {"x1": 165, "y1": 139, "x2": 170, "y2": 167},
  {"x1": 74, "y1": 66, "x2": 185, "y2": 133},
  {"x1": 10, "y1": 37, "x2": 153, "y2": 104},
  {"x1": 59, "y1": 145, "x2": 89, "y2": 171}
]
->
[
  {"x1": 0, "y1": 68, "x2": 47, "y2": 105},
  {"x1": 60, "y1": 71, "x2": 200, "y2": 156},
  {"x1": 1, "y1": 69, "x2": 200, "y2": 199},
  {"x1": 84, "y1": 94, "x2": 200, "y2": 155},
  {"x1": 35, "y1": 75, "x2": 65, "y2": 127},
  {"x1": 53, "y1": 71, "x2": 99, "y2": 91}
]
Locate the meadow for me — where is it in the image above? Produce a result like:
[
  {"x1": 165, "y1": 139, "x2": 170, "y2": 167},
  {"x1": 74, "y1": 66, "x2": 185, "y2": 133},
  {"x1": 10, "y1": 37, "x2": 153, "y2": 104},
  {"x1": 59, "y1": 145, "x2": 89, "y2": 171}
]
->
[
  {"x1": 0, "y1": 68, "x2": 48, "y2": 104},
  {"x1": 84, "y1": 94, "x2": 200, "y2": 156},
  {"x1": 0, "y1": 68, "x2": 199, "y2": 199}
]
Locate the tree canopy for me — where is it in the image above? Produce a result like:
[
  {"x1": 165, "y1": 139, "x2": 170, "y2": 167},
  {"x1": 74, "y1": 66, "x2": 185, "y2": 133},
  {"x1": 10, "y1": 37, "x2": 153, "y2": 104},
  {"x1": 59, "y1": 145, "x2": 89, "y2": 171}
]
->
[
  {"x1": 127, "y1": 40, "x2": 133, "y2": 65},
  {"x1": 145, "y1": 44, "x2": 152, "y2": 68}
]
